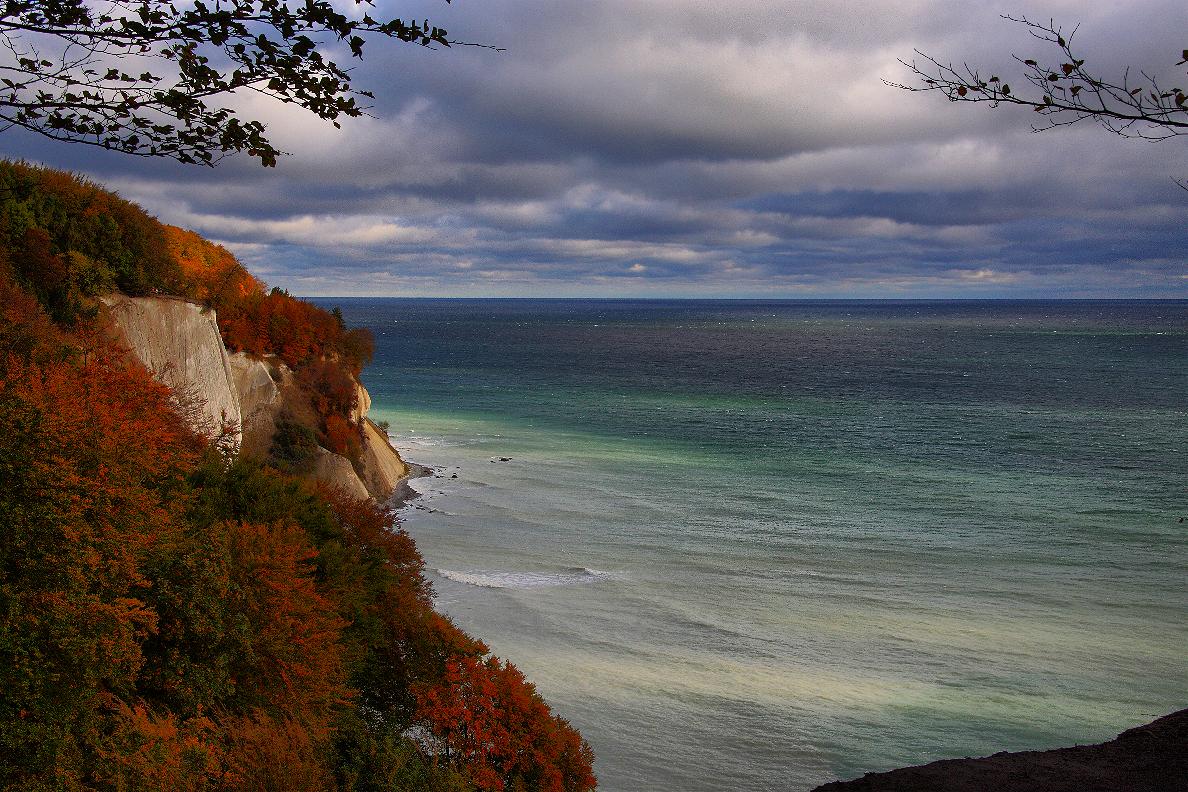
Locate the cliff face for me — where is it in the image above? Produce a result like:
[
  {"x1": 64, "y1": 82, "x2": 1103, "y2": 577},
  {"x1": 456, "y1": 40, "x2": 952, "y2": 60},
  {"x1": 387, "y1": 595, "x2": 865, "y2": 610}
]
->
[
  {"x1": 358, "y1": 418, "x2": 410, "y2": 496},
  {"x1": 104, "y1": 295, "x2": 409, "y2": 502},
  {"x1": 228, "y1": 352, "x2": 281, "y2": 458},
  {"x1": 102, "y1": 295, "x2": 242, "y2": 453},
  {"x1": 311, "y1": 391, "x2": 409, "y2": 501}
]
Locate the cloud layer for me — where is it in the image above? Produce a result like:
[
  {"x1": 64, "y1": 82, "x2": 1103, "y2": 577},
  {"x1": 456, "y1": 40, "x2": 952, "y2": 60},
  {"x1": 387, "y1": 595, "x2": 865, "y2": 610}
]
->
[{"x1": 9, "y1": 0, "x2": 1187, "y2": 296}]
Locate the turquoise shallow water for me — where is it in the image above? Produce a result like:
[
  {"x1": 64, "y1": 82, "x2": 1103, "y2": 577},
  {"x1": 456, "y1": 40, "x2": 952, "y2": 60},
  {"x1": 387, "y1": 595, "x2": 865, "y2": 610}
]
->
[{"x1": 324, "y1": 299, "x2": 1187, "y2": 792}]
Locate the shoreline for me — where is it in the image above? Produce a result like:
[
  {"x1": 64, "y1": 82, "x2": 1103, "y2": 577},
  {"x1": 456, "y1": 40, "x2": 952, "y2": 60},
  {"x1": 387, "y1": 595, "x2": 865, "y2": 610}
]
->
[{"x1": 387, "y1": 459, "x2": 432, "y2": 510}]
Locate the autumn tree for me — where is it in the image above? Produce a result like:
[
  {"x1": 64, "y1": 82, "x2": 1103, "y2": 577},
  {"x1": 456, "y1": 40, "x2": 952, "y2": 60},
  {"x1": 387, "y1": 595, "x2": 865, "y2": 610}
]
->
[
  {"x1": 889, "y1": 16, "x2": 1187, "y2": 140},
  {"x1": 0, "y1": 339, "x2": 201, "y2": 787},
  {"x1": 0, "y1": 161, "x2": 185, "y2": 313},
  {"x1": 415, "y1": 656, "x2": 596, "y2": 792},
  {"x1": 0, "y1": 164, "x2": 595, "y2": 791},
  {"x1": 164, "y1": 225, "x2": 260, "y2": 306},
  {"x1": 0, "y1": 0, "x2": 458, "y2": 165}
]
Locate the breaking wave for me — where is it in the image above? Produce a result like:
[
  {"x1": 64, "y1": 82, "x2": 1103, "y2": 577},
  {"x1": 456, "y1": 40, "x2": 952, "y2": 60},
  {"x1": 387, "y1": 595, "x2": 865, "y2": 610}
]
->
[{"x1": 437, "y1": 567, "x2": 614, "y2": 590}]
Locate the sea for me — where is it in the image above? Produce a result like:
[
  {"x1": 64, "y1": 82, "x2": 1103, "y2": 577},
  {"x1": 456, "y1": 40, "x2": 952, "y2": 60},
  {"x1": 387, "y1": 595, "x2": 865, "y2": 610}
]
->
[{"x1": 322, "y1": 298, "x2": 1187, "y2": 792}]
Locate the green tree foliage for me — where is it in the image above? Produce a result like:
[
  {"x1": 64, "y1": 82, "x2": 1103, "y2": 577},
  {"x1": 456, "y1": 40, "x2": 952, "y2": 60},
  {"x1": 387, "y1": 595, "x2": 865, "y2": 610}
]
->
[
  {"x1": 270, "y1": 416, "x2": 321, "y2": 473},
  {"x1": 0, "y1": 0, "x2": 455, "y2": 166},
  {"x1": 0, "y1": 161, "x2": 183, "y2": 321}
]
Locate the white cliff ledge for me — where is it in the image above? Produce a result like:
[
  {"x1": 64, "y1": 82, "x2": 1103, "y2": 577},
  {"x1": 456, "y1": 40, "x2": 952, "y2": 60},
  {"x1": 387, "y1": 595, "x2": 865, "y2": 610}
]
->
[{"x1": 103, "y1": 294, "x2": 410, "y2": 502}]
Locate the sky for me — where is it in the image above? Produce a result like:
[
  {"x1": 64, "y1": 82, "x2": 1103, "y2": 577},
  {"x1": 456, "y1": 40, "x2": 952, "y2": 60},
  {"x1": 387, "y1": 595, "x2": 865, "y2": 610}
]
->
[{"x1": 5, "y1": 0, "x2": 1187, "y2": 297}]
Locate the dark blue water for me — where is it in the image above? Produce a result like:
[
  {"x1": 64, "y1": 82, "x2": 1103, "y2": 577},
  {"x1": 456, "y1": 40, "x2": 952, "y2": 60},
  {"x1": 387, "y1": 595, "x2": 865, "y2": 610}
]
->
[{"x1": 325, "y1": 299, "x2": 1188, "y2": 792}]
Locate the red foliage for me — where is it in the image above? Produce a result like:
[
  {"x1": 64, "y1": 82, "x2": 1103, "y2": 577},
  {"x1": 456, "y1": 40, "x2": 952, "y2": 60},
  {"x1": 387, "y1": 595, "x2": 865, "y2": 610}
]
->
[
  {"x1": 0, "y1": 346, "x2": 200, "y2": 591},
  {"x1": 0, "y1": 313, "x2": 353, "y2": 786},
  {"x1": 0, "y1": 258, "x2": 66, "y2": 360},
  {"x1": 223, "y1": 518, "x2": 351, "y2": 721},
  {"x1": 415, "y1": 656, "x2": 596, "y2": 792},
  {"x1": 0, "y1": 342, "x2": 203, "y2": 784},
  {"x1": 96, "y1": 698, "x2": 222, "y2": 791},
  {"x1": 18, "y1": 227, "x2": 67, "y2": 293},
  {"x1": 306, "y1": 356, "x2": 359, "y2": 418},
  {"x1": 218, "y1": 710, "x2": 336, "y2": 792},
  {"x1": 217, "y1": 286, "x2": 371, "y2": 376},
  {"x1": 323, "y1": 413, "x2": 362, "y2": 458}
]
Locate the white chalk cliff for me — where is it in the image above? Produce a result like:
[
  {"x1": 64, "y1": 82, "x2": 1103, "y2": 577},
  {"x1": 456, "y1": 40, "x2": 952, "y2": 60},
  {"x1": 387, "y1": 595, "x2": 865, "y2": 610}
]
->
[
  {"x1": 103, "y1": 294, "x2": 409, "y2": 502},
  {"x1": 358, "y1": 418, "x2": 410, "y2": 497},
  {"x1": 228, "y1": 352, "x2": 280, "y2": 458},
  {"x1": 102, "y1": 295, "x2": 242, "y2": 453}
]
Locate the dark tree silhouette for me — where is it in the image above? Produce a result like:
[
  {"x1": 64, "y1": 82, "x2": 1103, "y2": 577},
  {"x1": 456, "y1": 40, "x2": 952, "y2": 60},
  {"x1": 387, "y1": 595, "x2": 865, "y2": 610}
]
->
[
  {"x1": 0, "y1": 0, "x2": 460, "y2": 166},
  {"x1": 888, "y1": 16, "x2": 1187, "y2": 140}
]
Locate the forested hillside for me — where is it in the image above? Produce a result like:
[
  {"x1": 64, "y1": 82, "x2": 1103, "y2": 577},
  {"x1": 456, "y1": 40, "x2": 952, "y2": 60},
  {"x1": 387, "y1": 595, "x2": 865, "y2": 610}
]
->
[{"x1": 0, "y1": 161, "x2": 596, "y2": 792}]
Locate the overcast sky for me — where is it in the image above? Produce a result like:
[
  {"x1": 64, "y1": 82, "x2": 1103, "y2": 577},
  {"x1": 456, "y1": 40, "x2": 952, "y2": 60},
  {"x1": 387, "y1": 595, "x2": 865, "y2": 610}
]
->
[{"x1": 6, "y1": 0, "x2": 1187, "y2": 297}]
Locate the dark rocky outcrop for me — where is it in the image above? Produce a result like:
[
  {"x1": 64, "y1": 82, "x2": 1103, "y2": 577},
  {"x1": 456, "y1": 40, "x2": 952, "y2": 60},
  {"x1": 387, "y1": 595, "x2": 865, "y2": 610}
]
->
[{"x1": 813, "y1": 709, "x2": 1188, "y2": 792}]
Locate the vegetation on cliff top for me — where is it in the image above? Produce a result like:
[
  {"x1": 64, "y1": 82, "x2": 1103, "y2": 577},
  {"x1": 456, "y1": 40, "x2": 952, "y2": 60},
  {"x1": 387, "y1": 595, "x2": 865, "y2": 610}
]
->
[
  {"x1": 0, "y1": 159, "x2": 369, "y2": 457},
  {"x1": 0, "y1": 162, "x2": 596, "y2": 792}
]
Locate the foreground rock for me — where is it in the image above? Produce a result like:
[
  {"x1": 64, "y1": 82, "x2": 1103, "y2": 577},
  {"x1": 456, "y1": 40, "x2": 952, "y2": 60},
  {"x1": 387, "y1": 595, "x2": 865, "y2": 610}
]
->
[
  {"x1": 813, "y1": 709, "x2": 1188, "y2": 792},
  {"x1": 313, "y1": 447, "x2": 371, "y2": 501}
]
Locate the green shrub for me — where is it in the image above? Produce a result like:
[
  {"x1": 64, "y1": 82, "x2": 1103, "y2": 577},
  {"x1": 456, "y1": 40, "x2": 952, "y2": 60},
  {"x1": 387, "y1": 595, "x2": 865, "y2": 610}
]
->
[{"x1": 270, "y1": 418, "x2": 320, "y2": 474}]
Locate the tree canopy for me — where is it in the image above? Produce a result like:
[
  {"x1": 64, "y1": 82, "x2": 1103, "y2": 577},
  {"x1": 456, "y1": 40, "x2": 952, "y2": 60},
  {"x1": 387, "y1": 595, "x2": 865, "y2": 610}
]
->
[
  {"x1": 889, "y1": 16, "x2": 1187, "y2": 140},
  {"x1": 0, "y1": 0, "x2": 456, "y2": 166}
]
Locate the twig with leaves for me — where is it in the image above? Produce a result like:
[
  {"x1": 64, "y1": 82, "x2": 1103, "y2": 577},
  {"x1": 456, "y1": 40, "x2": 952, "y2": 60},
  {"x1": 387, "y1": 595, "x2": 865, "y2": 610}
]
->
[
  {"x1": 887, "y1": 15, "x2": 1187, "y2": 140},
  {"x1": 0, "y1": 0, "x2": 493, "y2": 166}
]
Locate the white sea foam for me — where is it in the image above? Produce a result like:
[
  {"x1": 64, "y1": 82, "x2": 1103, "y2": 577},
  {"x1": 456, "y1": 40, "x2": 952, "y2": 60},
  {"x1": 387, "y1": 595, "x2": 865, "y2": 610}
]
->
[
  {"x1": 437, "y1": 567, "x2": 614, "y2": 590},
  {"x1": 402, "y1": 436, "x2": 445, "y2": 448}
]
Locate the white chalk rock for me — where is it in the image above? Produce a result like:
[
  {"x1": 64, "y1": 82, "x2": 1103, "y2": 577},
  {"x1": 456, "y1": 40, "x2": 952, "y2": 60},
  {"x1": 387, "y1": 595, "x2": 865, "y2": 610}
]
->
[{"x1": 103, "y1": 295, "x2": 241, "y2": 453}]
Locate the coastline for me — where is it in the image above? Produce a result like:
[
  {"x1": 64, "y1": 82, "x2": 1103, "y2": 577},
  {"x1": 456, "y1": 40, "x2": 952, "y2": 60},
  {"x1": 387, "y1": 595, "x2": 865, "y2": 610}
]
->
[
  {"x1": 343, "y1": 298, "x2": 1188, "y2": 792},
  {"x1": 387, "y1": 458, "x2": 432, "y2": 509}
]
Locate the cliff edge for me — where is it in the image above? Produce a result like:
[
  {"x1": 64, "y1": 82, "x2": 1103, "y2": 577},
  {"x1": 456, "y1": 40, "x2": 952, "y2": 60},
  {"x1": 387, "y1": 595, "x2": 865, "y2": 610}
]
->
[
  {"x1": 812, "y1": 709, "x2": 1188, "y2": 792},
  {"x1": 104, "y1": 294, "x2": 409, "y2": 502}
]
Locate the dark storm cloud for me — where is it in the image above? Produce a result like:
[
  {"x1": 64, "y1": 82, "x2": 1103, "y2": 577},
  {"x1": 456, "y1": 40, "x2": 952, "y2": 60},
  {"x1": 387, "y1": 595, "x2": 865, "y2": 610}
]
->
[{"x1": 6, "y1": 0, "x2": 1186, "y2": 296}]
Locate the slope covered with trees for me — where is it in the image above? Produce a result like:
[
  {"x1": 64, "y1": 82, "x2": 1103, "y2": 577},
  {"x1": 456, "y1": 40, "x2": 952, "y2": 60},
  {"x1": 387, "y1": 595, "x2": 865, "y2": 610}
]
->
[
  {"x1": 0, "y1": 161, "x2": 595, "y2": 792},
  {"x1": 1, "y1": 159, "x2": 375, "y2": 459}
]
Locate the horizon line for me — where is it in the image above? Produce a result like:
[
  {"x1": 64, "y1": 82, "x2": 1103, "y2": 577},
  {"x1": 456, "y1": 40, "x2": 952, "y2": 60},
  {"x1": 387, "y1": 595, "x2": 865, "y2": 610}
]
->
[{"x1": 305, "y1": 295, "x2": 1188, "y2": 302}]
